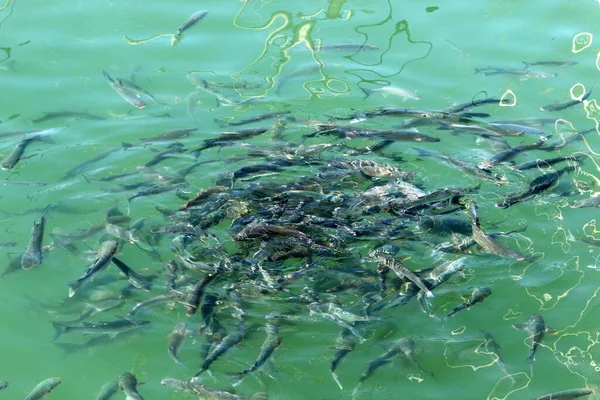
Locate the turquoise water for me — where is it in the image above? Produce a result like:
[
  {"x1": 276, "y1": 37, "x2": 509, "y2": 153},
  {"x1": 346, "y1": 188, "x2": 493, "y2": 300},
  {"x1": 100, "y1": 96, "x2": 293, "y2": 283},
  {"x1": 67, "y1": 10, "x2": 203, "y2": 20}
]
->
[{"x1": 1, "y1": 0, "x2": 600, "y2": 399}]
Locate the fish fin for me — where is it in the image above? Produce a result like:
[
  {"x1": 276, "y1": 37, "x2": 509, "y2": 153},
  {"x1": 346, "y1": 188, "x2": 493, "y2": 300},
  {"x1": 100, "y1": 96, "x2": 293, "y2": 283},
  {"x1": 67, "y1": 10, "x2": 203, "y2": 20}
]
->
[
  {"x1": 51, "y1": 322, "x2": 67, "y2": 341},
  {"x1": 512, "y1": 322, "x2": 526, "y2": 330},
  {"x1": 545, "y1": 326, "x2": 556, "y2": 334},
  {"x1": 521, "y1": 61, "x2": 531, "y2": 68},
  {"x1": 331, "y1": 371, "x2": 343, "y2": 390},
  {"x1": 213, "y1": 118, "x2": 228, "y2": 127},
  {"x1": 67, "y1": 279, "x2": 83, "y2": 298}
]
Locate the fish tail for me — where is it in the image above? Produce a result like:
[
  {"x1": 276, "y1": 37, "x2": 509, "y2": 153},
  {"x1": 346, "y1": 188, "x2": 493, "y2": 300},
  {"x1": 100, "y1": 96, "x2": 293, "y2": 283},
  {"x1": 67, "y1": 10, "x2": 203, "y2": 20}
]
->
[
  {"x1": 213, "y1": 118, "x2": 228, "y2": 127},
  {"x1": 51, "y1": 322, "x2": 68, "y2": 341},
  {"x1": 67, "y1": 279, "x2": 83, "y2": 298},
  {"x1": 121, "y1": 142, "x2": 133, "y2": 149},
  {"x1": 331, "y1": 371, "x2": 343, "y2": 390},
  {"x1": 521, "y1": 61, "x2": 531, "y2": 68}
]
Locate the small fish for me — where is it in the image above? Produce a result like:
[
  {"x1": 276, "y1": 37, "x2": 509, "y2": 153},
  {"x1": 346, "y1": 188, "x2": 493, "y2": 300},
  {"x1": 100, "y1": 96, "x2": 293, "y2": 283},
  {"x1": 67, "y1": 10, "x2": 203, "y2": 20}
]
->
[
  {"x1": 475, "y1": 67, "x2": 556, "y2": 79},
  {"x1": 195, "y1": 321, "x2": 247, "y2": 376},
  {"x1": 122, "y1": 128, "x2": 196, "y2": 148},
  {"x1": 161, "y1": 377, "x2": 244, "y2": 400},
  {"x1": 103, "y1": 71, "x2": 146, "y2": 109},
  {"x1": 513, "y1": 314, "x2": 551, "y2": 375},
  {"x1": 233, "y1": 319, "x2": 282, "y2": 383},
  {"x1": 513, "y1": 154, "x2": 585, "y2": 171},
  {"x1": 51, "y1": 319, "x2": 150, "y2": 341},
  {"x1": 176, "y1": 10, "x2": 209, "y2": 35},
  {"x1": 541, "y1": 85, "x2": 594, "y2": 112},
  {"x1": 0, "y1": 381, "x2": 7, "y2": 390},
  {"x1": 215, "y1": 111, "x2": 291, "y2": 127},
  {"x1": 533, "y1": 389, "x2": 593, "y2": 400},
  {"x1": 114, "y1": 78, "x2": 160, "y2": 104},
  {"x1": 168, "y1": 321, "x2": 189, "y2": 366},
  {"x1": 118, "y1": 372, "x2": 145, "y2": 400},
  {"x1": 184, "y1": 273, "x2": 217, "y2": 316},
  {"x1": 523, "y1": 60, "x2": 578, "y2": 67},
  {"x1": 67, "y1": 240, "x2": 119, "y2": 297},
  {"x1": 480, "y1": 331, "x2": 513, "y2": 381},
  {"x1": 468, "y1": 202, "x2": 527, "y2": 260},
  {"x1": 1, "y1": 134, "x2": 47, "y2": 170},
  {"x1": 95, "y1": 380, "x2": 119, "y2": 400},
  {"x1": 330, "y1": 329, "x2": 356, "y2": 390},
  {"x1": 383, "y1": 258, "x2": 434, "y2": 298},
  {"x1": 442, "y1": 286, "x2": 491, "y2": 323},
  {"x1": 21, "y1": 205, "x2": 51, "y2": 269},
  {"x1": 111, "y1": 257, "x2": 153, "y2": 291},
  {"x1": 25, "y1": 377, "x2": 61, "y2": 400},
  {"x1": 32, "y1": 110, "x2": 104, "y2": 124},
  {"x1": 366, "y1": 85, "x2": 420, "y2": 100}
]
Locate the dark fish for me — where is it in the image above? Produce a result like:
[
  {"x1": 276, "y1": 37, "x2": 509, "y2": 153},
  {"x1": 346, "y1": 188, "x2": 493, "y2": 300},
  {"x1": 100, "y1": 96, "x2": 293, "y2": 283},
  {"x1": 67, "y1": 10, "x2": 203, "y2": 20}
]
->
[
  {"x1": 496, "y1": 165, "x2": 576, "y2": 208},
  {"x1": 474, "y1": 67, "x2": 556, "y2": 79},
  {"x1": 233, "y1": 319, "x2": 282, "y2": 382},
  {"x1": 513, "y1": 314, "x2": 550, "y2": 375},
  {"x1": 175, "y1": 10, "x2": 209, "y2": 35},
  {"x1": 0, "y1": 381, "x2": 7, "y2": 390},
  {"x1": 414, "y1": 147, "x2": 501, "y2": 182},
  {"x1": 179, "y1": 185, "x2": 229, "y2": 210},
  {"x1": 51, "y1": 319, "x2": 150, "y2": 341},
  {"x1": 442, "y1": 286, "x2": 491, "y2": 323},
  {"x1": 95, "y1": 380, "x2": 119, "y2": 400},
  {"x1": 21, "y1": 205, "x2": 51, "y2": 269},
  {"x1": 396, "y1": 337, "x2": 432, "y2": 377},
  {"x1": 0, "y1": 126, "x2": 66, "y2": 142},
  {"x1": 63, "y1": 146, "x2": 121, "y2": 178},
  {"x1": 67, "y1": 240, "x2": 119, "y2": 297},
  {"x1": 215, "y1": 111, "x2": 291, "y2": 127},
  {"x1": 478, "y1": 135, "x2": 550, "y2": 170},
  {"x1": 126, "y1": 291, "x2": 185, "y2": 319},
  {"x1": 200, "y1": 292, "x2": 218, "y2": 330},
  {"x1": 118, "y1": 372, "x2": 145, "y2": 400},
  {"x1": 195, "y1": 321, "x2": 247, "y2": 376},
  {"x1": 25, "y1": 377, "x2": 61, "y2": 400},
  {"x1": 533, "y1": 389, "x2": 593, "y2": 400},
  {"x1": 184, "y1": 273, "x2": 217, "y2": 316},
  {"x1": 443, "y1": 97, "x2": 505, "y2": 113},
  {"x1": 541, "y1": 85, "x2": 594, "y2": 112},
  {"x1": 1, "y1": 134, "x2": 48, "y2": 170},
  {"x1": 523, "y1": 60, "x2": 578, "y2": 67},
  {"x1": 111, "y1": 257, "x2": 153, "y2": 291},
  {"x1": 513, "y1": 154, "x2": 585, "y2": 171},
  {"x1": 330, "y1": 329, "x2": 356, "y2": 389}
]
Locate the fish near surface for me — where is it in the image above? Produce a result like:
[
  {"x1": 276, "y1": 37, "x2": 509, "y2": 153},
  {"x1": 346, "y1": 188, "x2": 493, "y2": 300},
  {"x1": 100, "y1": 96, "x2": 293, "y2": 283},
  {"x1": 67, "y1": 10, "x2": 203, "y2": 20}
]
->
[
  {"x1": 67, "y1": 240, "x2": 119, "y2": 297},
  {"x1": 21, "y1": 205, "x2": 51, "y2": 269},
  {"x1": 25, "y1": 377, "x2": 61, "y2": 400},
  {"x1": 513, "y1": 314, "x2": 552, "y2": 375}
]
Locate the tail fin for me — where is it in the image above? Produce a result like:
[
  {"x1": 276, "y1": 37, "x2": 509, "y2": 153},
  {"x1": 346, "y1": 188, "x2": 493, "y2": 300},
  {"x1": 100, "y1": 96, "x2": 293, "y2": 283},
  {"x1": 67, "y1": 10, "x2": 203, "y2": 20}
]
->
[
  {"x1": 67, "y1": 279, "x2": 83, "y2": 298},
  {"x1": 51, "y1": 322, "x2": 68, "y2": 341}
]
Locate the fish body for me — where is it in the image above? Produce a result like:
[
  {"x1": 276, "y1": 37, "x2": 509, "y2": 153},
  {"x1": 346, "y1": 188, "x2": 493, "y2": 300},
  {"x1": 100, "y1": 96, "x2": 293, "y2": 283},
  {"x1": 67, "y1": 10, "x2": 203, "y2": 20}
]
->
[
  {"x1": 51, "y1": 319, "x2": 149, "y2": 341},
  {"x1": 32, "y1": 110, "x2": 104, "y2": 123},
  {"x1": 480, "y1": 331, "x2": 512, "y2": 380},
  {"x1": 95, "y1": 380, "x2": 119, "y2": 400},
  {"x1": 513, "y1": 314, "x2": 548, "y2": 369},
  {"x1": 368, "y1": 85, "x2": 420, "y2": 100},
  {"x1": 523, "y1": 60, "x2": 577, "y2": 67},
  {"x1": 25, "y1": 377, "x2": 61, "y2": 400},
  {"x1": 237, "y1": 321, "x2": 282, "y2": 378},
  {"x1": 168, "y1": 322, "x2": 188, "y2": 366},
  {"x1": 534, "y1": 389, "x2": 593, "y2": 400},
  {"x1": 0, "y1": 381, "x2": 7, "y2": 390},
  {"x1": 21, "y1": 205, "x2": 50, "y2": 269},
  {"x1": 184, "y1": 273, "x2": 217, "y2": 316},
  {"x1": 541, "y1": 85, "x2": 594, "y2": 112},
  {"x1": 513, "y1": 154, "x2": 584, "y2": 171},
  {"x1": 162, "y1": 377, "x2": 244, "y2": 399},
  {"x1": 1, "y1": 135, "x2": 44, "y2": 170},
  {"x1": 111, "y1": 257, "x2": 153, "y2": 291},
  {"x1": 216, "y1": 111, "x2": 290, "y2": 127},
  {"x1": 67, "y1": 240, "x2": 119, "y2": 297},
  {"x1": 103, "y1": 71, "x2": 146, "y2": 109},
  {"x1": 122, "y1": 128, "x2": 196, "y2": 148},
  {"x1": 176, "y1": 10, "x2": 209, "y2": 35},
  {"x1": 119, "y1": 372, "x2": 145, "y2": 400},
  {"x1": 443, "y1": 286, "x2": 491, "y2": 323},
  {"x1": 330, "y1": 329, "x2": 356, "y2": 389},
  {"x1": 196, "y1": 322, "x2": 246, "y2": 376},
  {"x1": 383, "y1": 258, "x2": 434, "y2": 298}
]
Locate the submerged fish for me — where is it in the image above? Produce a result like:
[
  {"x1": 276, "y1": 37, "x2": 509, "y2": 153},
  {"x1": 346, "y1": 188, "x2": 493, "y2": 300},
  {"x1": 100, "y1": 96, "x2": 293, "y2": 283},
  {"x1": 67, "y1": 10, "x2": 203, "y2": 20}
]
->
[
  {"x1": 168, "y1": 322, "x2": 189, "y2": 366},
  {"x1": 161, "y1": 377, "x2": 244, "y2": 399},
  {"x1": 21, "y1": 205, "x2": 51, "y2": 269},
  {"x1": 67, "y1": 240, "x2": 119, "y2": 297},
  {"x1": 0, "y1": 381, "x2": 7, "y2": 390},
  {"x1": 95, "y1": 380, "x2": 119, "y2": 400},
  {"x1": 330, "y1": 328, "x2": 356, "y2": 389},
  {"x1": 513, "y1": 314, "x2": 550, "y2": 375},
  {"x1": 533, "y1": 389, "x2": 593, "y2": 400},
  {"x1": 25, "y1": 377, "x2": 61, "y2": 400},
  {"x1": 51, "y1": 319, "x2": 150, "y2": 341},
  {"x1": 176, "y1": 10, "x2": 209, "y2": 35},
  {"x1": 103, "y1": 71, "x2": 146, "y2": 109},
  {"x1": 118, "y1": 372, "x2": 145, "y2": 400},
  {"x1": 442, "y1": 286, "x2": 491, "y2": 323}
]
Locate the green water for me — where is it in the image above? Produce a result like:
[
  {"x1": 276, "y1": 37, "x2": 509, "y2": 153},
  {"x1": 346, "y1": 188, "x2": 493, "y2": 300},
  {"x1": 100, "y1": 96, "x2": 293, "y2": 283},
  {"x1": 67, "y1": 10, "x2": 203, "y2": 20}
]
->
[{"x1": 1, "y1": 0, "x2": 600, "y2": 399}]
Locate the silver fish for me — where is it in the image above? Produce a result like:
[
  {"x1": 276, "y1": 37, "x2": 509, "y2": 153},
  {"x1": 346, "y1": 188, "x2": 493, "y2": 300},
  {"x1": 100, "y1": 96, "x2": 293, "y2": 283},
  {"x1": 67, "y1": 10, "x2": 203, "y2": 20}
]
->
[
  {"x1": 168, "y1": 322, "x2": 188, "y2": 366},
  {"x1": 25, "y1": 377, "x2": 61, "y2": 400},
  {"x1": 67, "y1": 240, "x2": 119, "y2": 297},
  {"x1": 21, "y1": 205, "x2": 51, "y2": 269},
  {"x1": 118, "y1": 372, "x2": 145, "y2": 400}
]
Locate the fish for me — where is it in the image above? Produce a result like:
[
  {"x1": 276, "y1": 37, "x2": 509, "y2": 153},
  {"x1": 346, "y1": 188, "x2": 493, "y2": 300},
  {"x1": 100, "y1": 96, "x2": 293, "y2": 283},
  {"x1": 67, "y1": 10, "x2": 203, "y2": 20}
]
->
[
  {"x1": 232, "y1": 319, "x2": 282, "y2": 384},
  {"x1": 21, "y1": 205, "x2": 51, "y2": 269},
  {"x1": 161, "y1": 377, "x2": 244, "y2": 399},
  {"x1": 330, "y1": 328, "x2": 356, "y2": 389},
  {"x1": 1, "y1": 134, "x2": 49, "y2": 170},
  {"x1": 67, "y1": 240, "x2": 119, "y2": 297},
  {"x1": 533, "y1": 389, "x2": 593, "y2": 400},
  {"x1": 126, "y1": 290, "x2": 185, "y2": 319},
  {"x1": 122, "y1": 128, "x2": 196, "y2": 148},
  {"x1": 540, "y1": 85, "x2": 594, "y2": 112},
  {"x1": 366, "y1": 85, "x2": 420, "y2": 100},
  {"x1": 184, "y1": 273, "x2": 217, "y2": 316},
  {"x1": 95, "y1": 380, "x2": 119, "y2": 400},
  {"x1": 25, "y1": 377, "x2": 61, "y2": 400},
  {"x1": 513, "y1": 154, "x2": 585, "y2": 171},
  {"x1": 442, "y1": 286, "x2": 492, "y2": 323},
  {"x1": 480, "y1": 331, "x2": 513, "y2": 381},
  {"x1": 195, "y1": 321, "x2": 247, "y2": 376},
  {"x1": 103, "y1": 71, "x2": 146, "y2": 109},
  {"x1": 382, "y1": 258, "x2": 434, "y2": 298},
  {"x1": 168, "y1": 321, "x2": 189, "y2": 366},
  {"x1": 32, "y1": 110, "x2": 104, "y2": 123},
  {"x1": 396, "y1": 337, "x2": 433, "y2": 377},
  {"x1": 175, "y1": 10, "x2": 209, "y2": 35},
  {"x1": 523, "y1": 60, "x2": 578, "y2": 67},
  {"x1": 478, "y1": 135, "x2": 550, "y2": 170},
  {"x1": 111, "y1": 257, "x2": 153, "y2": 291},
  {"x1": 118, "y1": 372, "x2": 145, "y2": 400},
  {"x1": 114, "y1": 77, "x2": 160, "y2": 104},
  {"x1": 468, "y1": 201, "x2": 527, "y2": 260},
  {"x1": 413, "y1": 147, "x2": 502, "y2": 182},
  {"x1": 513, "y1": 314, "x2": 550, "y2": 375},
  {"x1": 215, "y1": 111, "x2": 291, "y2": 127},
  {"x1": 0, "y1": 381, "x2": 7, "y2": 390},
  {"x1": 51, "y1": 319, "x2": 150, "y2": 341},
  {"x1": 474, "y1": 67, "x2": 556, "y2": 79}
]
